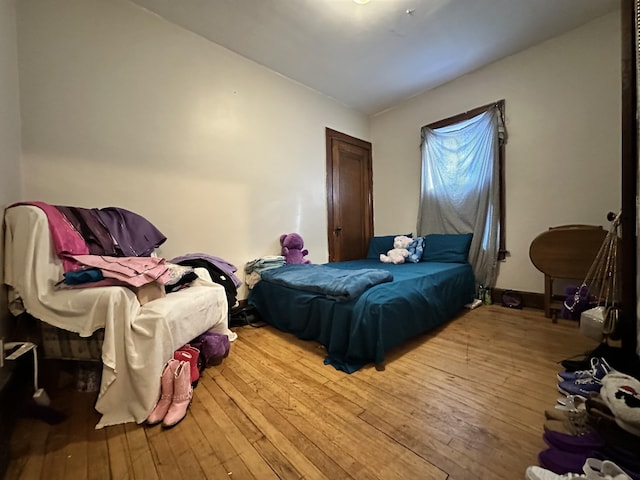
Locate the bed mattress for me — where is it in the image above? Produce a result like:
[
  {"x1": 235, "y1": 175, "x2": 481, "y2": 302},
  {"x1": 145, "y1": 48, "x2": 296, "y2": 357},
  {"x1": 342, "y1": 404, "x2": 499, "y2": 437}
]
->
[{"x1": 248, "y1": 259, "x2": 475, "y2": 373}]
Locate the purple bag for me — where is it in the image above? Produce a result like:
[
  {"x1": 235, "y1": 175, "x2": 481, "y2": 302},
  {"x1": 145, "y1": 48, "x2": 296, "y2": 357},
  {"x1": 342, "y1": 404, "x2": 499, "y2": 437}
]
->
[
  {"x1": 562, "y1": 285, "x2": 591, "y2": 320},
  {"x1": 191, "y1": 331, "x2": 230, "y2": 368}
]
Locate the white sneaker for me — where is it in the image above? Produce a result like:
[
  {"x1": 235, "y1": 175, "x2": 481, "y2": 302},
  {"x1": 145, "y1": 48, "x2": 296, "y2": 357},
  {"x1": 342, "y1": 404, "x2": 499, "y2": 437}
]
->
[
  {"x1": 526, "y1": 466, "x2": 587, "y2": 480},
  {"x1": 583, "y1": 459, "x2": 632, "y2": 480}
]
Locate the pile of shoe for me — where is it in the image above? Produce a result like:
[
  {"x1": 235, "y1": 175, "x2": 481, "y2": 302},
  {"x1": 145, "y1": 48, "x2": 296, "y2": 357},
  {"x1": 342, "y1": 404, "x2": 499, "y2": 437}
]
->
[
  {"x1": 557, "y1": 358, "x2": 612, "y2": 398},
  {"x1": 527, "y1": 458, "x2": 632, "y2": 480},
  {"x1": 146, "y1": 357, "x2": 194, "y2": 428},
  {"x1": 524, "y1": 357, "x2": 640, "y2": 479},
  {"x1": 146, "y1": 331, "x2": 231, "y2": 429}
]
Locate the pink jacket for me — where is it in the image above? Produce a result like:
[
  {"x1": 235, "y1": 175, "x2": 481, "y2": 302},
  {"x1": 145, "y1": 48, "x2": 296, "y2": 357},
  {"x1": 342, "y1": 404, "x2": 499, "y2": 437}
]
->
[{"x1": 70, "y1": 255, "x2": 172, "y2": 288}]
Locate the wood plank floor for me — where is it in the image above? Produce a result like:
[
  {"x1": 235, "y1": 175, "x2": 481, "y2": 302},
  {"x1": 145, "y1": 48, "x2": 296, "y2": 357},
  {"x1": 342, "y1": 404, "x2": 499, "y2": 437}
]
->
[{"x1": 6, "y1": 305, "x2": 599, "y2": 480}]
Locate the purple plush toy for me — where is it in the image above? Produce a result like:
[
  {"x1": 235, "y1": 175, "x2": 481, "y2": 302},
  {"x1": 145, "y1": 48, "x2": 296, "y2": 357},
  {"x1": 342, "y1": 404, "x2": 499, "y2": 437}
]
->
[{"x1": 280, "y1": 233, "x2": 311, "y2": 265}]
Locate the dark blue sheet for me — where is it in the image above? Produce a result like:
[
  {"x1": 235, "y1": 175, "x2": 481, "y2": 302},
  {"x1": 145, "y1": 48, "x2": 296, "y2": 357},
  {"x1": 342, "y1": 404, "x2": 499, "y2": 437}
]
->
[
  {"x1": 248, "y1": 259, "x2": 475, "y2": 373},
  {"x1": 260, "y1": 264, "x2": 393, "y2": 301}
]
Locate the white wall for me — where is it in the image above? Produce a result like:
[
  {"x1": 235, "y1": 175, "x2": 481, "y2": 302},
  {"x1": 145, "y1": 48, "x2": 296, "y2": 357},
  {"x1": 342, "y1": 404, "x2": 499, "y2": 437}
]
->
[
  {"x1": 0, "y1": 0, "x2": 23, "y2": 337},
  {"x1": 15, "y1": 0, "x2": 622, "y2": 298},
  {"x1": 16, "y1": 0, "x2": 369, "y2": 299},
  {"x1": 370, "y1": 11, "x2": 621, "y2": 294}
]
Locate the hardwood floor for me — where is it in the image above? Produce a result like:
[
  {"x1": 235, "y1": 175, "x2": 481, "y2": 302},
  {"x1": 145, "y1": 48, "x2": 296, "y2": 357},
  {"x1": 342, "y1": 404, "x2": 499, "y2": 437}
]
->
[{"x1": 6, "y1": 305, "x2": 599, "y2": 480}]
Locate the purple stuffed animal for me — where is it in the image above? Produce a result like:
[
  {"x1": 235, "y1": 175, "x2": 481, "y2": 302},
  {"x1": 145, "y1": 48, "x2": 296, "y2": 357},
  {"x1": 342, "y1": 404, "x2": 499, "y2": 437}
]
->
[{"x1": 280, "y1": 233, "x2": 311, "y2": 265}]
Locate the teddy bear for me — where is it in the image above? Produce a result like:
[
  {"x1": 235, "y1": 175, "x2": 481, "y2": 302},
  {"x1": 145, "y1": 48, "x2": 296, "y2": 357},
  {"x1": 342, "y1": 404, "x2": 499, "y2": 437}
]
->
[
  {"x1": 380, "y1": 235, "x2": 413, "y2": 264},
  {"x1": 280, "y1": 233, "x2": 311, "y2": 265}
]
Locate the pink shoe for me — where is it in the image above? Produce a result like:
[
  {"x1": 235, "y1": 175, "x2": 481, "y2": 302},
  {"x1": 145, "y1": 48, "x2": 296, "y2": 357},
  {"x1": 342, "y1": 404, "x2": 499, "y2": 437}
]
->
[
  {"x1": 162, "y1": 361, "x2": 193, "y2": 428},
  {"x1": 146, "y1": 359, "x2": 179, "y2": 425},
  {"x1": 174, "y1": 348, "x2": 200, "y2": 386}
]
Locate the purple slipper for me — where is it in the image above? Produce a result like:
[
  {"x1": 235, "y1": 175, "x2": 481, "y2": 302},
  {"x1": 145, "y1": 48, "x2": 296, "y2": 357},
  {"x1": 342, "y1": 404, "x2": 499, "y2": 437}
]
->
[
  {"x1": 543, "y1": 430, "x2": 604, "y2": 454},
  {"x1": 538, "y1": 447, "x2": 596, "y2": 474}
]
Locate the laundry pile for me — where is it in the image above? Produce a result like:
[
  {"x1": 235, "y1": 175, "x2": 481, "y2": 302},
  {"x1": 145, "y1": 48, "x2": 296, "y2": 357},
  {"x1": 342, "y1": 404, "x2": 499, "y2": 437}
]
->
[
  {"x1": 244, "y1": 255, "x2": 285, "y2": 289},
  {"x1": 145, "y1": 331, "x2": 230, "y2": 428},
  {"x1": 525, "y1": 357, "x2": 640, "y2": 480}
]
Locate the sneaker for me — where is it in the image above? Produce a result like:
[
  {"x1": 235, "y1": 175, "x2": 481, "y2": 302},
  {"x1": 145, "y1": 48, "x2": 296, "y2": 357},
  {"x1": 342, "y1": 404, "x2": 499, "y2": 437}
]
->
[
  {"x1": 526, "y1": 465, "x2": 586, "y2": 480},
  {"x1": 558, "y1": 358, "x2": 613, "y2": 382},
  {"x1": 550, "y1": 395, "x2": 588, "y2": 414},
  {"x1": 558, "y1": 395, "x2": 589, "y2": 407},
  {"x1": 544, "y1": 418, "x2": 591, "y2": 436},
  {"x1": 559, "y1": 377, "x2": 603, "y2": 397},
  {"x1": 563, "y1": 358, "x2": 594, "y2": 372},
  {"x1": 582, "y1": 458, "x2": 632, "y2": 480}
]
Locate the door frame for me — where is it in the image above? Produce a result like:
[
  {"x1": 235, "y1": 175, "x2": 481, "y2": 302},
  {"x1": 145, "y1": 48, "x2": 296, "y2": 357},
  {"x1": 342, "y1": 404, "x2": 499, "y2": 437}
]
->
[{"x1": 621, "y1": 0, "x2": 637, "y2": 355}]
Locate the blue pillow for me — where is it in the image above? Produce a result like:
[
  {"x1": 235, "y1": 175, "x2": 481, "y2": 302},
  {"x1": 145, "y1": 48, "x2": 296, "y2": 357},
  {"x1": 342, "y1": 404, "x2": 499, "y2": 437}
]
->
[
  {"x1": 406, "y1": 237, "x2": 425, "y2": 263},
  {"x1": 366, "y1": 234, "x2": 413, "y2": 259},
  {"x1": 421, "y1": 233, "x2": 473, "y2": 263}
]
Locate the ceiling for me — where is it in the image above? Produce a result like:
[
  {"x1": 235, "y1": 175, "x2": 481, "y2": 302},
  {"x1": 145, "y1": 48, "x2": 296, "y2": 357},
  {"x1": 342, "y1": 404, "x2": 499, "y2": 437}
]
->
[{"x1": 130, "y1": 0, "x2": 619, "y2": 115}]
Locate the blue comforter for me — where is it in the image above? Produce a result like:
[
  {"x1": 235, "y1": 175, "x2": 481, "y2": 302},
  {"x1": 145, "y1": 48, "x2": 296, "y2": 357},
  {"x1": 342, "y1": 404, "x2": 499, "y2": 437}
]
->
[
  {"x1": 249, "y1": 259, "x2": 475, "y2": 373},
  {"x1": 260, "y1": 264, "x2": 393, "y2": 301}
]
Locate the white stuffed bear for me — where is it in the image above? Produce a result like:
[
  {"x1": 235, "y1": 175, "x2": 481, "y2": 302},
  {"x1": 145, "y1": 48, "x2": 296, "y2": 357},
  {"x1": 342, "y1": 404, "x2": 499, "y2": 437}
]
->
[{"x1": 380, "y1": 235, "x2": 413, "y2": 264}]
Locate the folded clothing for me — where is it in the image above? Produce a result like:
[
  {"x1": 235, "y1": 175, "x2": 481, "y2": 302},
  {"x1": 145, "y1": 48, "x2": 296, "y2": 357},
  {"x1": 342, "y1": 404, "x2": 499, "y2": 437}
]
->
[
  {"x1": 600, "y1": 372, "x2": 640, "y2": 437},
  {"x1": 588, "y1": 401, "x2": 640, "y2": 454},
  {"x1": 63, "y1": 268, "x2": 104, "y2": 285}
]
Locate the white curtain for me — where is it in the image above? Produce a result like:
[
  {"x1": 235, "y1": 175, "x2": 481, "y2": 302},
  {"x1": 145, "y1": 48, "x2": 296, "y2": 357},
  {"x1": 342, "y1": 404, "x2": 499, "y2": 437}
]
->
[{"x1": 418, "y1": 108, "x2": 502, "y2": 288}]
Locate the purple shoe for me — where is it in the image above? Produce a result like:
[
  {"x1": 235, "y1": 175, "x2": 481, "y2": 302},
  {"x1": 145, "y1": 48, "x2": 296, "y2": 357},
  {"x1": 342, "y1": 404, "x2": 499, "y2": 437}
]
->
[
  {"x1": 538, "y1": 448, "x2": 595, "y2": 475},
  {"x1": 557, "y1": 357, "x2": 613, "y2": 382},
  {"x1": 543, "y1": 430, "x2": 604, "y2": 454},
  {"x1": 558, "y1": 376, "x2": 602, "y2": 397}
]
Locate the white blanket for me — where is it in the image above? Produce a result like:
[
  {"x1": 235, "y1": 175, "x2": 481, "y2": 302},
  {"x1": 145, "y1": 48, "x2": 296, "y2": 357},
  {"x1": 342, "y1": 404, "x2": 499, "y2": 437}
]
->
[{"x1": 3, "y1": 205, "x2": 233, "y2": 428}]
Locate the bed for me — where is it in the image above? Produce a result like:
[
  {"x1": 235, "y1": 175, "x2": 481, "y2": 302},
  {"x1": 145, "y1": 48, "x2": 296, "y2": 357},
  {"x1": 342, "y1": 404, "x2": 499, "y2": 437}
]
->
[
  {"x1": 3, "y1": 205, "x2": 234, "y2": 428},
  {"x1": 248, "y1": 234, "x2": 476, "y2": 373}
]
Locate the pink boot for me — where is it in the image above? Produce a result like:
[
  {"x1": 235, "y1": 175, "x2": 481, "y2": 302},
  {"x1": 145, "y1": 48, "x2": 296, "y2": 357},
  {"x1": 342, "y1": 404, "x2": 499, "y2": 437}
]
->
[
  {"x1": 162, "y1": 361, "x2": 193, "y2": 428},
  {"x1": 146, "y1": 359, "x2": 179, "y2": 425},
  {"x1": 174, "y1": 348, "x2": 200, "y2": 386}
]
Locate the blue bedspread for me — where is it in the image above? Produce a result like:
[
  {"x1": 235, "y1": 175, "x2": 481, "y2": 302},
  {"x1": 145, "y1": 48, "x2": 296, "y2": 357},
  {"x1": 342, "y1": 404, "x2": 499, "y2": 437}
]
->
[
  {"x1": 260, "y1": 264, "x2": 393, "y2": 301},
  {"x1": 249, "y1": 259, "x2": 475, "y2": 373}
]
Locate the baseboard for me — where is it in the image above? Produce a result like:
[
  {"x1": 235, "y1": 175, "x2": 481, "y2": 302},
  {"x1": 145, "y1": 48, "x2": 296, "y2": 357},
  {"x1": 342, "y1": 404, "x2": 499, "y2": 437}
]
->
[{"x1": 491, "y1": 288, "x2": 545, "y2": 310}]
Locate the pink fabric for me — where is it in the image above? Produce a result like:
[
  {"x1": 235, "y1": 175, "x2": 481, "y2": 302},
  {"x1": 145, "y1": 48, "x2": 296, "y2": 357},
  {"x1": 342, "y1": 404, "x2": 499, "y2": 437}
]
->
[
  {"x1": 70, "y1": 255, "x2": 172, "y2": 287},
  {"x1": 9, "y1": 201, "x2": 89, "y2": 271}
]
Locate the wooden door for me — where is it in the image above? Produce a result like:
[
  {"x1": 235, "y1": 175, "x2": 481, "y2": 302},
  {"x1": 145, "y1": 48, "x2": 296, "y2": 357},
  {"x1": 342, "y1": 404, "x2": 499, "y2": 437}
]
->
[{"x1": 326, "y1": 128, "x2": 373, "y2": 262}]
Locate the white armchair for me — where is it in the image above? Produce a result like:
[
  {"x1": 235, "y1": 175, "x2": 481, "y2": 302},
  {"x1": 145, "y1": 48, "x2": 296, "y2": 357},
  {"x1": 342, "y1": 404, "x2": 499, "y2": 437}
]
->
[{"x1": 3, "y1": 205, "x2": 233, "y2": 428}]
